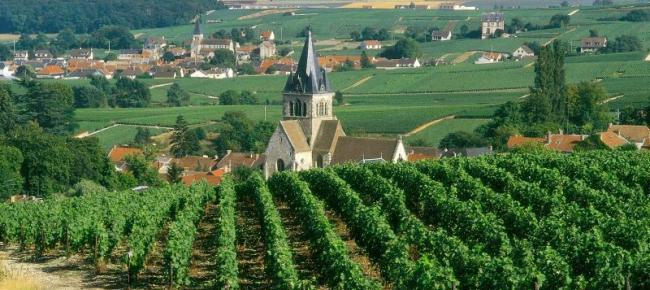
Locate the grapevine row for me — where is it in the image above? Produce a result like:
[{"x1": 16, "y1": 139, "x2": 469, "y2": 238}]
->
[
  {"x1": 268, "y1": 172, "x2": 379, "y2": 289},
  {"x1": 213, "y1": 176, "x2": 239, "y2": 289}
]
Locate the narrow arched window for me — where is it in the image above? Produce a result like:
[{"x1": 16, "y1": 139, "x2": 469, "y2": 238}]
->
[
  {"x1": 289, "y1": 101, "x2": 294, "y2": 116},
  {"x1": 302, "y1": 102, "x2": 307, "y2": 117}
]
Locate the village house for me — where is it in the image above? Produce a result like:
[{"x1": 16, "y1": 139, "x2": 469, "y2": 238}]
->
[
  {"x1": 507, "y1": 131, "x2": 587, "y2": 153},
  {"x1": 182, "y1": 169, "x2": 225, "y2": 186},
  {"x1": 441, "y1": 147, "x2": 494, "y2": 158},
  {"x1": 69, "y1": 49, "x2": 94, "y2": 60},
  {"x1": 431, "y1": 30, "x2": 452, "y2": 41},
  {"x1": 149, "y1": 66, "x2": 182, "y2": 79},
  {"x1": 215, "y1": 151, "x2": 265, "y2": 173},
  {"x1": 36, "y1": 64, "x2": 65, "y2": 79},
  {"x1": 607, "y1": 124, "x2": 650, "y2": 149},
  {"x1": 481, "y1": 12, "x2": 505, "y2": 39},
  {"x1": 0, "y1": 63, "x2": 13, "y2": 78},
  {"x1": 373, "y1": 57, "x2": 421, "y2": 69},
  {"x1": 359, "y1": 40, "x2": 382, "y2": 50},
  {"x1": 108, "y1": 146, "x2": 143, "y2": 171},
  {"x1": 407, "y1": 147, "x2": 441, "y2": 161},
  {"x1": 318, "y1": 55, "x2": 362, "y2": 72},
  {"x1": 236, "y1": 45, "x2": 256, "y2": 62},
  {"x1": 66, "y1": 68, "x2": 111, "y2": 80},
  {"x1": 260, "y1": 31, "x2": 275, "y2": 41},
  {"x1": 475, "y1": 52, "x2": 504, "y2": 64},
  {"x1": 257, "y1": 58, "x2": 295, "y2": 74},
  {"x1": 33, "y1": 50, "x2": 52, "y2": 60},
  {"x1": 580, "y1": 37, "x2": 607, "y2": 53},
  {"x1": 259, "y1": 41, "x2": 277, "y2": 59},
  {"x1": 512, "y1": 45, "x2": 535, "y2": 59},
  {"x1": 267, "y1": 63, "x2": 295, "y2": 75},
  {"x1": 118, "y1": 49, "x2": 143, "y2": 61},
  {"x1": 598, "y1": 131, "x2": 630, "y2": 149},
  {"x1": 439, "y1": 3, "x2": 478, "y2": 10},
  {"x1": 190, "y1": 67, "x2": 234, "y2": 79},
  {"x1": 263, "y1": 31, "x2": 407, "y2": 178},
  {"x1": 13, "y1": 51, "x2": 29, "y2": 61}
]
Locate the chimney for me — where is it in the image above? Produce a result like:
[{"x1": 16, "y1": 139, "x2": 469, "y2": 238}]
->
[
  {"x1": 558, "y1": 129, "x2": 564, "y2": 135},
  {"x1": 546, "y1": 131, "x2": 552, "y2": 144},
  {"x1": 249, "y1": 152, "x2": 254, "y2": 158},
  {"x1": 226, "y1": 149, "x2": 232, "y2": 156}
]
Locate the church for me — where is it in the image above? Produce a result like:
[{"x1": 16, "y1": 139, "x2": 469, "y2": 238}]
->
[{"x1": 264, "y1": 31, "x2": 407, "y2": 178}]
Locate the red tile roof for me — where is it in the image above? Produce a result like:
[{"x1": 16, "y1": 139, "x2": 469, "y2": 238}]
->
[
  {"x1": 607, "y1": 125, "x2": 650, "y2": 143},
  {"x1": 181, "y1": 168, "x2": 225, "y2": 186},
  {"x1": 108, "y1": 146, "x2": 143, "y2": 163},
  {"x1": 599, "y1": 131, "x2": 628, "y2": 149},
  {"x1": 506, "y1": 135, "x2": 545, "y2": 149},
  {"x1": 546, "y1": 134, "x2": 584, "y2": 153}
]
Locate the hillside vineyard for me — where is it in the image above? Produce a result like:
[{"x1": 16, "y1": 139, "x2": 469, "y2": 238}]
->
[{"x1": 1, "y1": 151, "x2": 650, "y2": 289}]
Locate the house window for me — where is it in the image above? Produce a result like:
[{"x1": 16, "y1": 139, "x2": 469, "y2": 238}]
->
[{"x1": 276, "y1": 159, "x2": 285, "y2": 172}]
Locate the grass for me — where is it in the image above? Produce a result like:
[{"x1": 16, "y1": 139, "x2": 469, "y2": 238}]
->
[
  {"x1": 406, "y1": 118, "x2": 490, "y2": 146},
  {"x1": 91, "y1": 125, "x2": 170, "y2": 150}
]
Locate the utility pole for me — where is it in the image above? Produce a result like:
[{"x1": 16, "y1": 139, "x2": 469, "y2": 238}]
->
[{"x1": 108, "y1": 40, "x2": 111, "y2": 53}]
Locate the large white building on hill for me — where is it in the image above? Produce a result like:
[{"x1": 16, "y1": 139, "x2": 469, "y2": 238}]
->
[{"x1": 263, "y1": 31, "x2": 407, "y2": 178}]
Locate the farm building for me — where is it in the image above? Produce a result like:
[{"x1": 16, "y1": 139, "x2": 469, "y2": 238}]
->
[
  {"x1": 475, "y1": 52, "x2": 503, "y2": 64},
  {"x1": 607, "y1": 124, "x2": 650, "y2": 149},
  {"x1": 69, "y1": 49, "x2": 94, "y2": 60},
  {"x1": 259, "y1": 41, "x2": 276, "y2": 59},
  {"x1": 13, "y1": 50, "x2": 29, "y2": 61},
  {"x1": 33, "y1": 50, "x2": 52, "y2": 60},
  {"x1": 439, "y1": 3, "x2": 478, "y2": 10},
  {"x1": 318, "y1": 55, "x2": 362, "y2": 72},
  {"x1": 263, "y1": 31, "x2": 407, "y2": 178},
  {"x1": 359, "y1": 40, "x2": 382, "y2": 50},
  {"x1": 373, "y1": 57, "x2": 421, "y2": 69},
  {"x1": 507, "y1": 131, "x2": 587, "y2": 153},
  {"x1": 481, "y1": 12, "x2": 505, "y2": 39},
  {"x1": 512, "y1": 45, "x2": 535, "y2": 59},
  {"x1": 432, "y1": 30, "x2": 452, "y2": 41},
  {"x1": 580, "y1": 37, "x2": 607, "y2": 53},
  {"x1": 190, "y1": 68, "x2": 234, "y2": 79}
]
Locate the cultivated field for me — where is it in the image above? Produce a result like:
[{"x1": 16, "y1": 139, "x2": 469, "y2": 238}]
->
[{"x1": 2, "y1": 151, "x2": 650, "y2": 289}]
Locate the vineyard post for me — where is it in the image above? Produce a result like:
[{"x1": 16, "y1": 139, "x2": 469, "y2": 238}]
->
[
  {"x1": 626, "y1": 275, "x2": 631, "y2": 290},
  {"x1": 127, "y1": 250, "x2": 133, "y2": 289}
]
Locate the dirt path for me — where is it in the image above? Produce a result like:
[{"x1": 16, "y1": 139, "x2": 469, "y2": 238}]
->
[
  {"x1": 404, "y1": 115, "x2": 455, "y2": 137},
  {"x1": 568, "y1": 9, "x2": 580, "y2": 16},
  {"x1": 452, "y1": 51, "x2": 478, "y2": 64},
  {"x1": 189, "y1": 202, "x2": 220, "y2": 288},
  {"x1": 645, "y1": 53, "x2": 650, "y2": 61},
  {"x1": 544, "y1": 27, "x2": 576, "y2": 46},
  {"x1": 324, "y1": 209, "x2": 386, "y2": 288},
  {"x1": 149, "y1": 82, "x2": 173, "y2": 89},
  {"x1": 600, "y1": 94, "x2": 624, "y2": 104},
  {"x1": 83, "y1": 123, "x2": 173, "y2": 138},
  {"x1": 342, "y1": 76, "x2": 373, "y2": 92},
  {"x1": 238, "y1": 9, "x2": 296, "y2": 20},
  {"x1": 346, "y1": 87, "x2": 528, "y2": 96},
  {"x1": 235, "y1": 195, "x2": 268, "y2": 289},
  {"x1": 0, "y1": 249, "x2": 122, "y2": 290}
]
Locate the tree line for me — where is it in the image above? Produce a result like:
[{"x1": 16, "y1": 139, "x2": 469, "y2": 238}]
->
[{"x1": 0, "y1": 0, "x2": 225, "y2": 33}]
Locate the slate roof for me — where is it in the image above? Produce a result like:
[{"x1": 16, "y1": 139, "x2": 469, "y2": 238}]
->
[
  {"x1": 193, "y1": 16, "x2": 203, "y2": 35},
  {"x1": 280, "y1": 120, "x2": 311, "y2": 153},
  {"x1": 284, "y1": 31, "x2": 332, "y2": 94},
  {"x1": 331, "y1": 136, "x2": 399, "y2": 165},
  {"x1": 313, "y1": 120, "x2": 345, "y2": 153},
  {"x1": 482, "y1": 12, "x2": 504, "y2": 22}
]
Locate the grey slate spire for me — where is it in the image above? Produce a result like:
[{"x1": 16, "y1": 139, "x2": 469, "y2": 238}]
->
[
  {"x1": 193, "y1": 15, "x2": 203, "y2": 36},
  {"x1": 284, "y1": 30, "x2": 331, "y2": 94}
]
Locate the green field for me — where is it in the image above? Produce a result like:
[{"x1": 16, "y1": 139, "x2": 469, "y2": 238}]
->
[
  {"x1": 407, "y1": 118, "x2": 491, "y2": 146},
  {"x1": 91, "y1": 125, "x2": 169, "y2": 150}
]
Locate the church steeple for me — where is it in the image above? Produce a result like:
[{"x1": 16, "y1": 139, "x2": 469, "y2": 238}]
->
[
  {"x1": 284, "y1": 30, "x2": 331, "y2": 94},
  {"x1": 193, "y1": 15, "x2": 203, "y2": 36}
]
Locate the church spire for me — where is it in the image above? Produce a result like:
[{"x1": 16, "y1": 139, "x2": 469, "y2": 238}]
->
[
  {"x1": 193, "y1": 15, "x2": 203, "y2": 36},
  {"x1": 284, "y1": 29, "x2": 331, "y2": 94}
]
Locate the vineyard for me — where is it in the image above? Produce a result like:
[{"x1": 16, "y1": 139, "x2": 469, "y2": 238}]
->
[{"x1": 1, "y1": 151, "x2": 650, "y2": 289}]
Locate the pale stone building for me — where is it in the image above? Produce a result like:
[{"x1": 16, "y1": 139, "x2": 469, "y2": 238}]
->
[
  {"x1": 190, "y1": 17, "x2": 236, "y2": 59},
  {"x1": 264, "y1": 31, "x2": 407, "y2": 178},
  {"x1": 481, "y1": 12, "x2": 505, "y2": 39}
]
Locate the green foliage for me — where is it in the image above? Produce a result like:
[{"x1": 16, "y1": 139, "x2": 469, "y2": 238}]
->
[
  {"x1": 219, "y1": 90, "x2": 258, "y2": 105},
  {"x1": 360, "y1": 51, "x2": 374, "y2": 69},
  {"x1": 112, "y1": 78, "x2": 151, "y2": 108},
  {"x1": 602, "y1": 35, "x2": 643, "y2": 53},
  {"x1": 621, "y1": 9, "x2": 650, "y2": 22},
  {"x1": 133, "y1": 127, "x2": 152, "y2": 146},
  {"x1": 0, "y1": 146, "x2": 24, "y2": 199},
  {"x1": 170, "y1": 115, "x2": 200, "y2": 157},
  {"x1": 22, "y1": 82, "x2": 77, "y2": 135},
  {"x1": 573, "y1": 134, "x2": 610, "y2": 151},
  {"x1": 67, "y1": 179, "x2": 107, "y2": 197},
  {"x1": 439, "y1": 131, "x2": 487, "y2": 149},
  {"x1": 166, "y1": 83, "x2": 191, "y2": 107},
  {"x1": 380, "y1": 38, "x2": 422, "y2": 59},
  {"x1": 0, "y1": 44, "x2": 12, "y2": 61},
  {"x1": 334, "y1": 91, "x2": 344, "y2": 105},
  {"x1": 210, "y1": 49, "x2": 236, "y2": 68},
  {"x1": 214, "y1": 177, "x2": 239, "y2": 289},
  {"x1": 549, "y1": 14, "x2": 571, "y2": 28},
  {"x1": 167, "y1": 162, "x2": 184, "y2": 184},
  {"x1": 73, "y1": 86, "x2": 107, "y2": 108},
  {"x1": 162, "y1": 51, "x2": 176, "y2": 63},
  {"x1": 566, "y1": 81, "x2": 611, "y2": 132},
  {"x1": 124, "y1": 154, "x2": 163, "y2": 186},
  {"x1": 0, "y1": 85, "x2": 17, "y2": 134},
  {"x1": 213, "y1": 112, "x2": 274, "y2": 156},
  {"x1": 238, "y1": 63, "x2": 258, "y2": 75}
]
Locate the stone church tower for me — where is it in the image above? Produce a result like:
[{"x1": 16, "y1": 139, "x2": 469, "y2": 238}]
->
[
  {"x1": 263, "y1": 30, "x2": 407, "y2": 178},
  {"x1": 190, "y1": 16, "x2": 203, "y2": 58}
]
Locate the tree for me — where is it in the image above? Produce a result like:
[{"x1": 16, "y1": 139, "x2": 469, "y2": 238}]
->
[
  {"x1": 549, "y1": 14, "x2": 571, "y2": 28},
  {"x1": 124, "y1": 154, "x2": 163, "y2": 186},
  {"x1": 603, "y1": 35, "x2": 643, "y2": 53},
  {"x1": 66, "y1": 137, "x2": 116, "y2": 188},
  {"x1": 0, "y1": 44, "x2": 12, "y2": 61},
  {"x1": 16, "y1": 33, "x2": 34, "y2": 50},
  {"x1": 166, "y1": 83, "x2": 191, "y2": 107},
  {"x1": 360, "y1": 51, "x2": 374, "y2": 68},
  {"x1": 566, "y1": 81, "x2": 611, "y2": 132},
  {"x1": 211, "y1": 49, "x2": 236, "y2": 68},
  {"x1": 113, "y1": 77, "x2": 151, "y2": 108},
  {"x1": 15, "y1": 65, "x2": 36, "y2": 79},
  {"x1": 439, "y1": 131, "x2": 487, "y2": 149},
  {"x1": 278, "y1": 47, "x2": 292, "y2": 57},
  {"x1": 593, "y1": 0, "x2": 614, "y2": 6},
  {"x1": 335, "y1": 91, "x2": 344, "y2": 105},
  {"x1": 170, "y1": 115, "x2": 200, "y2": 157},
  {"x1": 24, "y1": 82, "x2": 77, "y2": 135},
  {"x1": 238, "y1": 63, "x2": 258, "y2": 75},
  {"x1": 0, "y1": 85, "x2": 17, "y2": 134},
  {"x1": 219, "y1": 90, "x2": 240, "y2": 105},
  {"x1": 89, "y1": 26, "x2": 137, "y2": 49},
  {"x1": 89, "y1": 75, "x2": 112, "y2": 94},
  {"x1": 529, "y1": 41, "x2": 566, "y2": 122},
  {"x1": 134, "y1": 128, "x2": 152, "y2": 146},
  {"x1": 103, "y1": 52, "x2": 118, "y2": 61},
  {"x1": 350, "y1": 31, "x2": 361, "y2": 41},
  {"x1": 589, "y1": 29, "x2": 599, "y2": 37},
  {"x1": 73, "y1": 86, "x2": 107, "y2": 108},
  {"x1": 573, "y1": 134, "x2": 610, "y2": 151},
  {"x1": 621, "y1": 9, "x2": 650, "y2": 22},
  {"x1": 380, "y1": 38, "x2": 422, "y2": 59},
  {"x1": 167, "y1": 162, "x2": 184, "y2": 184},
  {"x1": 0, "y1": 146, "x2": 24, "y2": 199},
  {"x1": 561, "y1": 1, "x2": 570, "y2": 7},
  {"x1": 213, "y1": 111, "x2": 269, "y2": 156},
  {"x1": 52, "y1": 28, "x2": 78, "y2": 50},
  {"x1": 239, "y1": 90, "x2": 258, "y2": 105},
  {"x1": 162, "y1": 51, "x2": 176, "y2": 63},
  {"x1": 67, "y1": 179, "x2": 107, "y2": 197}
]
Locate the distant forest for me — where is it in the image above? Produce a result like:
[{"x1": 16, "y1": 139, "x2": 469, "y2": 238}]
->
[{"x1": 0, "y1": 0, "x2": 225, "y2": 34}]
